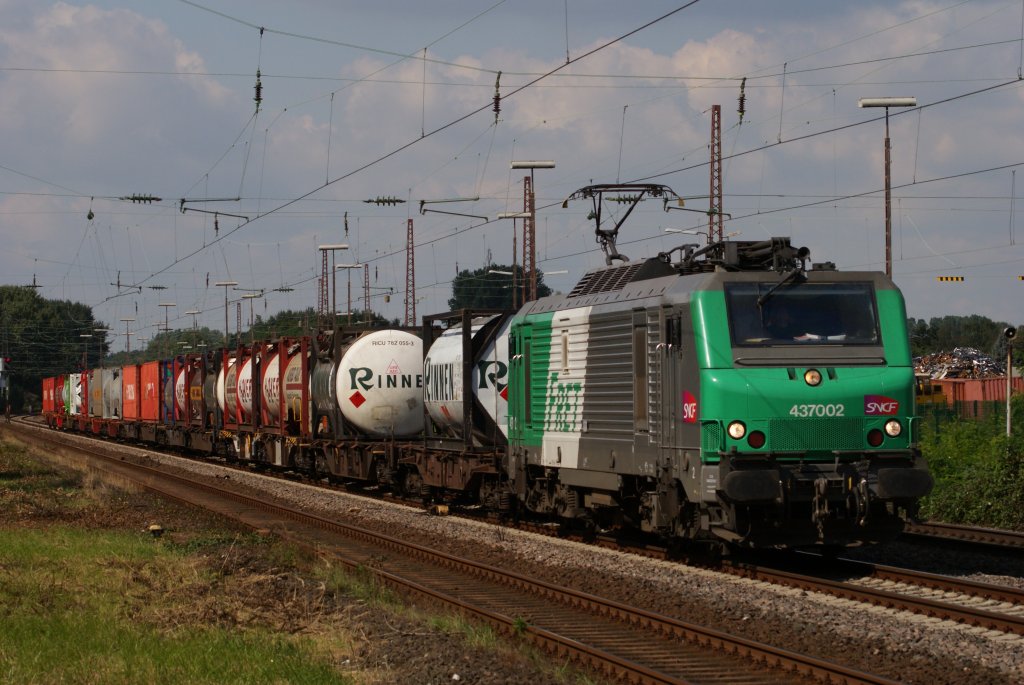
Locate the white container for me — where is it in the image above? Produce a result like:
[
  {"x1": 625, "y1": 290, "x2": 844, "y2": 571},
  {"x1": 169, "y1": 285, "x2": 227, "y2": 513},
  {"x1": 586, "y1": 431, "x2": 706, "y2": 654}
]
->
[
  {"x1": 423, "y1": 315, "x2": 511, "y2": 439},
  {"x1": 335, "y1": 330, "x2": 423, "y2": 437},
  {"x1": 262, "y1": 348, "x2": 306, "y2": 423}
]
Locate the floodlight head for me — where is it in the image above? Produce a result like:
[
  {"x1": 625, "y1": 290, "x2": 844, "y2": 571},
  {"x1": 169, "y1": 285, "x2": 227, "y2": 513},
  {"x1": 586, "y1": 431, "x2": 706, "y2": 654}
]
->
[
  {"x1": 858, "y1": 97, "x2": 916, "y2": 108},
  {"x1": 511, "y1": 160, "x2": 555, "y2": 169}
]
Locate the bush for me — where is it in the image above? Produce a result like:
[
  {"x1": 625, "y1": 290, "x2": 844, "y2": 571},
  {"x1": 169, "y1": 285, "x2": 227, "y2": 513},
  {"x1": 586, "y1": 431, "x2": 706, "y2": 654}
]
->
[{"x1": 920, "y1": 394, "x2": 1024, "y2": 529}]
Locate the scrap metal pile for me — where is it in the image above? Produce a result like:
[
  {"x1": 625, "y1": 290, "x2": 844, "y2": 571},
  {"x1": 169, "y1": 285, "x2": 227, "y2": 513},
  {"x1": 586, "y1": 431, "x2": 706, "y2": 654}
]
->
[{"x1": 914, "y1": 347, "x2": 1005, "y2": 379}]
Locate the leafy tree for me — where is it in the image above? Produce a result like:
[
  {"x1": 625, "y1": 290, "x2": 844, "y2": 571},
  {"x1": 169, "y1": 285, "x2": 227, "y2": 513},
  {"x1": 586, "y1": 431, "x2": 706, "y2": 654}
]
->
[
  {"x1": 448, "y1": 264, "x2": 552, "y2": 311},
  {"x1": 907, "y1": 315, "x2": 1020, "y2": 364},
  {"x1": 0, "y1": 285, "x2": 109, "y2": 410}
]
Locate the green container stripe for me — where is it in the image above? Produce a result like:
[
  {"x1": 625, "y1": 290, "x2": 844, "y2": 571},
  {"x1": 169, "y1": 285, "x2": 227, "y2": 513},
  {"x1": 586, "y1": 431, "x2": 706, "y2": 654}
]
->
[{"x1": 509, "y1": 311, "x2": 556, "y2": 448}]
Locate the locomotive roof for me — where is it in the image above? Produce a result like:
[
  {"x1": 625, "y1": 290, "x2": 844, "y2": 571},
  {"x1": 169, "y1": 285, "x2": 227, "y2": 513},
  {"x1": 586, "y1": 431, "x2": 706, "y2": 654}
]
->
[{"x1": 523, "y1": 238, "x2": 897, "y2": 316}]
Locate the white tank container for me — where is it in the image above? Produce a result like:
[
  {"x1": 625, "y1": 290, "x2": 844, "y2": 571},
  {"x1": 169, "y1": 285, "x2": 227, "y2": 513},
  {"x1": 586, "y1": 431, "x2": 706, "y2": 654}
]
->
[
  {"x1": 69, "y1": 373, "x2": 83, "y2": 415},
  {"x1": 335, "y1": 329, "x2": 423, "y2": 437},
  {"x1": 237, "y1": 357, "x2": 254, "y2": 421},
  {"x1": 103, "y1": 368, "x2": 122, "y2": 419},
  {"x1": 89, "y1": 370, "x2": 104, "y2": 417},
  {"x1": 216, "y1": 358, "x2": 237, "y2": 417},
  {"x1": 262, "y1": 349, "x2": 306, "y2": 423},
  {"x1": 174, "y1": 366, "x2": 187, "y2": 418},
  {"x1": 423, "y1": 315, "x2": 511, "y2": 439}
]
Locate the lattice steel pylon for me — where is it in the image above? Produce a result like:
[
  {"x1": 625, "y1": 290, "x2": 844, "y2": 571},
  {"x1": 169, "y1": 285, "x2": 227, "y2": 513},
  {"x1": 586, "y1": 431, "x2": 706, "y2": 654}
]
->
[
  {"x1": 318, "y1": 248, "x2": 329, "y2": 326},
  {"x1": 363, "y1": 264, "x2": 370, "y2": 324},
  {"x1": 709, "y1": 104, "x2": 723, "y2": 244},
  {"x1": 523, "y1": 175, "x2": 536, "y2": 303},
  {"x1": 405, "y1": 218, "x2": 415, "y2": 326}
]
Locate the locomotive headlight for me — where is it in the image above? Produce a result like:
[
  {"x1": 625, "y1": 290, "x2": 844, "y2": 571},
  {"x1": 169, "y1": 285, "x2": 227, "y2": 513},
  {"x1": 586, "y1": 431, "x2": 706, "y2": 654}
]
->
[
  {"x1": 884, "y1": 419, "x2": 902, "y2": 437},
  {"x1": 727, "y1": 421, "x2": 746, "y2": 439},
  {"x1": 803, "y1": 369, "x2": 822, "y2": 386}
]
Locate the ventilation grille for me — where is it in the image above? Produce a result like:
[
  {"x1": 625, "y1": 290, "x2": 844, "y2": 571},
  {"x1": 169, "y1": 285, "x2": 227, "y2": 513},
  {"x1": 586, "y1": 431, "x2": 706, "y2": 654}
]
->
[
  {"x1": 568, "y1": 263, "x2": 644, "y2": 297},
  {"x1": 702, "y1": 422, "x2": 722, "y2": 453},
  {"x1": 769, "y1": 418, "x2": 863, "y2": 451}
]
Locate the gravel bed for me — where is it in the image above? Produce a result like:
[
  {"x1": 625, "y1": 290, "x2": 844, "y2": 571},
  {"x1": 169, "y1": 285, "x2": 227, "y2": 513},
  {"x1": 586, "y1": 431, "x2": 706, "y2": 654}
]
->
[{"x1": 76, "y1": 436, "x2": 1024, "y2": 684}]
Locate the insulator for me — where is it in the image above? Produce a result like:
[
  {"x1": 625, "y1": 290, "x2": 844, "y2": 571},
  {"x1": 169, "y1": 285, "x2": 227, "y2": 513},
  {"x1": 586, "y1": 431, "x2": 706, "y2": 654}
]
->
[
  {"x1": 344, "y1": 211, "x2": 349, "y2": 237},
  {"x1": 492, "y1": 71, "x2": 502, "y2": 123},
  {"x1": 737, "y1": 77, "x2": 747, "y2": 123},
  {"x1": 254, "y1": 69, "x2": 263, "y2": 112},
  {"x1": 214, "y1": 213, "x2": 219, "y2": 236}
]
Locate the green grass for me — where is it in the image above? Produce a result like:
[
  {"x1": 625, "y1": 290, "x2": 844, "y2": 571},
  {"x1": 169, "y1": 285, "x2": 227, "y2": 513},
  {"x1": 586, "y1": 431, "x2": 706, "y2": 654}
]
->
[{"x1": 0, "y1": 527, "x2": 351, "y2": 685}]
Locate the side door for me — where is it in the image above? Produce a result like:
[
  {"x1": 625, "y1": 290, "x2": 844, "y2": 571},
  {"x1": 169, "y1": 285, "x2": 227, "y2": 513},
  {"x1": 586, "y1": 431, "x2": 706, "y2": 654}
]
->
[{"x1": 659, "y1": 312, "x2": 686, "y2": 451}]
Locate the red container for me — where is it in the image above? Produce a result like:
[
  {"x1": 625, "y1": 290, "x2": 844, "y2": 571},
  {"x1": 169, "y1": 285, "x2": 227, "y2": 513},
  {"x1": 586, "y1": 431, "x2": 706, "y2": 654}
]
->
[
  {"x1": 140, "y1": 361, "x2": 162, "y2": 421},
  {"x1": 933, "y1": 376, "x2": 1024, "y2": 406},
  {"x1": 42, "y1": 377, "x2": 55, "y2": 413},
  {"x1": 122, "y1": 365, "x2": 141, "y2": 420}
]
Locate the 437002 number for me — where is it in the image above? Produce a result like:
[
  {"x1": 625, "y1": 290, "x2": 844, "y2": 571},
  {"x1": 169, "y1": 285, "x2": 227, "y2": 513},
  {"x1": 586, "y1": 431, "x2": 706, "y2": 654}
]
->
[{"x1": 788, "y1": 403, "x2": 844, "y2": 417}]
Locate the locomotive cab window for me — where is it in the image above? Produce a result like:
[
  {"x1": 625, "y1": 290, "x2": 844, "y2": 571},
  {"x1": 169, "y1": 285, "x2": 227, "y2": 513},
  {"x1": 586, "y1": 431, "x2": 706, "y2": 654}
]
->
[{"x1": 725, "y1": 282, "x2": 880, "y2": 346}]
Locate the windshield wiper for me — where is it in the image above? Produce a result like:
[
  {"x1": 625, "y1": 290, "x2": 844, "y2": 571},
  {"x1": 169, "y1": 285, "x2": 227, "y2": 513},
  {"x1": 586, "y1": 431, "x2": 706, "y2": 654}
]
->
[{"x1": 756, "y1": 266, "x2": 805, "y2": 309}]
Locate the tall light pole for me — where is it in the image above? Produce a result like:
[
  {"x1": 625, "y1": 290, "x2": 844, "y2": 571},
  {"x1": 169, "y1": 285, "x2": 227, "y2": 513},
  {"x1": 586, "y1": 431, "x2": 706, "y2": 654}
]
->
[
  {"x1": 214, "y1": 281, "x2": 238, "y2": 346},
  {"x1": 242, "y1": 293, "x2": 260, "y2": 340},
  {"x1": 858, "y1": 97, "x2": 916, "y2": 279},
  {"x1": 336, "y1": 263, "x2": 363, "y2": 325},
  {"x1": 511, "y1": 160, "x2": 555, "y2": 302},
  {"x1": 158, "y1": 302, "x2": 176, "y2": 337},
  {"x1": 119, "y1": 317, "x2": 135, "y2": 353},
  {"x1": 496, "y1": 211, "x2": 530, "y2": 309},
  {"x1": 185, "y1": 309, "x2": 200, "y2": 347},
  {"x1": 318, "y1": 244, "x2": 349, "y2": 328},
  {"x1": 79, "y1": 334, "x2": 92, "y2": 369}
]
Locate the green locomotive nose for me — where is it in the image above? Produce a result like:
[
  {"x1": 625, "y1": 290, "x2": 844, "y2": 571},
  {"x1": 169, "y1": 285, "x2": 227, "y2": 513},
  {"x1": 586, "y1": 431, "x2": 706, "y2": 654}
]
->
[{"x1": 700, "y1": 365, "x2": 914, "y2": 457}]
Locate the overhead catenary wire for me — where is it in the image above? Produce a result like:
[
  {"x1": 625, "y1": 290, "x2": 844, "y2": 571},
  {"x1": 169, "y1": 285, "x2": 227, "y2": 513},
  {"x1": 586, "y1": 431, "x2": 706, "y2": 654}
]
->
[
  {"x1": 120, "y1": 1, "x2": 705, "y2": 293},
  {"x1": 16, "y1": 2, "x2": 1024, "y2": 325}
]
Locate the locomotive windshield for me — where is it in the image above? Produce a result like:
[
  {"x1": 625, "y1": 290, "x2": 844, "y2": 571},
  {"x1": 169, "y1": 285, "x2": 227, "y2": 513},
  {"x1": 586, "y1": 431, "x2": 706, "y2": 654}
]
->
[{"x1": 725, "y1": 282, "x2": 880, "y2": 346}]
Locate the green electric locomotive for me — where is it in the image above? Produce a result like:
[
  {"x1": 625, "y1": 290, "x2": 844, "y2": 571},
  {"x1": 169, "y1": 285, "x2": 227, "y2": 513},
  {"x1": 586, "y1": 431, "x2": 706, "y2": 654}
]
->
[{"x1": 505, "y1": 185, "x2": 931, "y2": 548}]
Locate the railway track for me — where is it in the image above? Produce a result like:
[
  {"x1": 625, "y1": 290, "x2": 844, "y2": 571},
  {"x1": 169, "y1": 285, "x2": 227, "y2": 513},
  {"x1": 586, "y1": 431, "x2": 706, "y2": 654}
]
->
[
  {"x1": 902, "y1": 520, "x2": 1024, "y2": 554},
  {"x1": 7, "y1": 419, "x2": 902, "y2": 685},
  {"x1": 724, "y1": 554, "x2": 1024, "y2": 638}
]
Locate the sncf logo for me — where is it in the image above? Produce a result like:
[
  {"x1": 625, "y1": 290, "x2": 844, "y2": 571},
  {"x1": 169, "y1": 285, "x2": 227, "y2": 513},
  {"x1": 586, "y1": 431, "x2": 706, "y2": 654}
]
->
[
  {"x1": 864, "y1": 395, "x2": 899, "y2": 415},
  {"x1": 682, "y1": 391, "x2": 697, "y2": 424}
]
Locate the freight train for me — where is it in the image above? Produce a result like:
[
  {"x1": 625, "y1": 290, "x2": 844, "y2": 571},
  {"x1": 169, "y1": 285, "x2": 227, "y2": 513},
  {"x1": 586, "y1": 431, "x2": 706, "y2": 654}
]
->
[{"x1": 40, "y1": 184, "x2": 933, "y2": 549}]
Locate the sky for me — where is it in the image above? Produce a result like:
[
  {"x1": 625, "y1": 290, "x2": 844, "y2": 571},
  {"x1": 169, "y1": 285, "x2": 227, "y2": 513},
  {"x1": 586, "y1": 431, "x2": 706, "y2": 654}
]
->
[{"x1": 2, "y1": 0, "x2": 1024, "y2": 351}]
